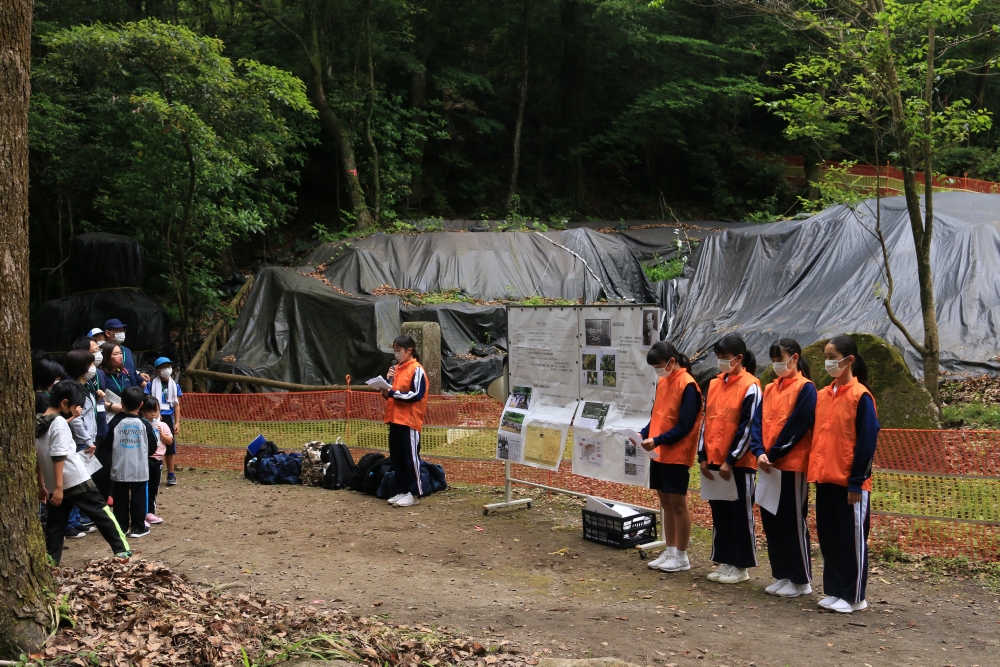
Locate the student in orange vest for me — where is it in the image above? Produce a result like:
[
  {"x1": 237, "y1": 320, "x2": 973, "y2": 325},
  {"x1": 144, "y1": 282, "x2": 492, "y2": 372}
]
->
[
  {"x1": 640, "y1": 342, "x2": 703, "y2": 573},
  {"x1": 698, "y1": 333, "x2": 762, "y2": 585},
  {"x1": 810, "y1": 335, "x2": 880, "y2": 614},
  {"x1": 756, "y1": 338, "x2": 816, "y2": 598},
  {"x1": 380, "y1": 335, "x2": 429, "y2": 508}
]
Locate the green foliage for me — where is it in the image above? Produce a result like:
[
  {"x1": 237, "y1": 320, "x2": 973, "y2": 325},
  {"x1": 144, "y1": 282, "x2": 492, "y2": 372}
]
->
[
  {"x1": 644, "y1": 256, "x2": 686, "y2": 282},
  {"x1": 941, "y1": 402, "x2": 1000, "y2": 429},
  {"x1": 30, "y1": 19, "x2": 315, "y2": 350}
]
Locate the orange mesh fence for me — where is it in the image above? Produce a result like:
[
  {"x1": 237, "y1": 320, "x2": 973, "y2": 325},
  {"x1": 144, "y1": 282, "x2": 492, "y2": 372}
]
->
[{"x1": 181, "y1": 391, "x2": 1000, "y2": 561}]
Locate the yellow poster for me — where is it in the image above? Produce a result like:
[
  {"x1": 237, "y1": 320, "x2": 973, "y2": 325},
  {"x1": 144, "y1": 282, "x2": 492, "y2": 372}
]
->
[{"x1": 523, "y1": 425, "x2": 563, "y2": 468}]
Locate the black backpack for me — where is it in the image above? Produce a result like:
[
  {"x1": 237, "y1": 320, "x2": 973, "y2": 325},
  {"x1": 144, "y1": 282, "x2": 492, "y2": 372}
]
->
[
  {"x1": 364, "y1": 458, "x2": 394, "y2": 496},
  {"x1": 244, "y1": 439, "x2": 279, "y2": 481},
  {"x1": 349, "y1": 452, "x2": 385, "y2": 492},
  {"x1": 321, "y1": 440, "x2": 358, "y2": 490}
]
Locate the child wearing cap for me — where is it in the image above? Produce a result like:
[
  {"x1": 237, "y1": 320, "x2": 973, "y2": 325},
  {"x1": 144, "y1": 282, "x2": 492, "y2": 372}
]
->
[{"x1": 145, "y1": 357, "x2": 182, "y2": 486}]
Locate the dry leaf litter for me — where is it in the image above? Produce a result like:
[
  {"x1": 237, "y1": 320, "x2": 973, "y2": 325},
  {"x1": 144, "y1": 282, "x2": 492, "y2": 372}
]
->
[{"x1": 38, "y1": 558, "x2": 528, "y2": 667}]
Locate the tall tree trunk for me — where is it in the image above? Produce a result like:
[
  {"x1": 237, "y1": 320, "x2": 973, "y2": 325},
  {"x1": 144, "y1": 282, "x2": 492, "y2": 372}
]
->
[
  {"x1": 363, "y1": 0, "x2": 381, "y2": 224},
  {"x1": 406, "y1": 0, "x2": 438, "y2": 213},
  {"x1": 558, "y1": 0, "x2": 588, "y2": 210},
  {"x1": 918, "y1": 23, "x2": 941, "y2": 408},
  {"x1": 505, "y1": 0, "x2": 531, "y2": 213},
  {"x1": 248, "y1": 0, "x2": 374, "y2": 231},
  {"x1": 0, "y1": 0, "x2": 56, "y2": 653}
]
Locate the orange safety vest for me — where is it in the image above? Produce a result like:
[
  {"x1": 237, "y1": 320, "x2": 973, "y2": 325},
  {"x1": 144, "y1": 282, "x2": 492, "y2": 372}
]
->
[
  {"x1": 762, "y1": 373, "x2": 814, "y2": 473},
  {"x1": 807, "y1": 378, "x2": 875, "y2": 491},
  {"x1": 702, "y1": 367, "x2": 760, "y2": 469},
  {"x1": 383, "y1": 358, "x2": 428, "y2": 431},
  {"x1": 648, "y1": 369, "x2": 703, "y2": 467}
]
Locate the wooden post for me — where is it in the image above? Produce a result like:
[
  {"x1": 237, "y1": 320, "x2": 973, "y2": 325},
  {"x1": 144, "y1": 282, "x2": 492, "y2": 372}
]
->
[{"x1": 402, "y1": 321, "x2": 442, "y2": 395}]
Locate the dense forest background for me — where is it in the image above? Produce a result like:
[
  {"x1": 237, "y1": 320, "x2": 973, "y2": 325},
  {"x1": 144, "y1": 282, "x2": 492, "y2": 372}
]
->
[{"x1": 26, "y1": 0, "x2": 1000, "y2": 344}]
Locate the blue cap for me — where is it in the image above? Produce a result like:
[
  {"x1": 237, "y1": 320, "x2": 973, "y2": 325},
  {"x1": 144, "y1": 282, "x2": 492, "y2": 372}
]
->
[
  {"x1": 103, "y1": 318, "x2": 127, "y2": 330},
  {"x1": 87, "y1": 327, "x2": 103, "y2": 337},
  {"x1": 154, "y1": 356, "x2": 172, "y2": 368}
]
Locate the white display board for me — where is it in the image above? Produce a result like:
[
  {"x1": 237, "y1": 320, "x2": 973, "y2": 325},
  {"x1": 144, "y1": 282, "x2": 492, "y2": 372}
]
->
[{"x1": 501, "y1": 305, "x2": 662, "y2": 483}]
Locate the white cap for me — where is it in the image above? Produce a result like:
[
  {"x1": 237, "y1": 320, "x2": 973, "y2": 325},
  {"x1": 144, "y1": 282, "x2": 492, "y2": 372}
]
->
[{"x1": 87, "y1": 327, "x2": 103, "y2": 337}]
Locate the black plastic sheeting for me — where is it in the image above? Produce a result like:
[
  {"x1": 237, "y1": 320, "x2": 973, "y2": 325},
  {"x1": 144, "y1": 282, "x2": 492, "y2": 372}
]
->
[
  {"x1": 32, "y1": 289, "x2": 171, "y2": 353},
  {"x1": 666, "y1": 192, "x2": 1000, "y2": 380},
  {"x1": 213, "y1": 268, "x2": 394, "y2": 388},
  {"x1": 305, "y1": 228, "x2": 654, "y2": 303},
  {"x1": 32, "y1": 233, "x2": 170, "y2": 353},
  {"x1": 68, "y1": 233, "x2": 144, "y2": 290}
]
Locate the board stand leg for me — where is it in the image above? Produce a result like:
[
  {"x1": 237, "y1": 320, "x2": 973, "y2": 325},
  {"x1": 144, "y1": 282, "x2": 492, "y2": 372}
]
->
[
  {"x1": 635, "y1": 508, "x2": 666, "y2": 559},
  {"x1": 483, "y1": 461, "x2": 532, "y2": 515}
]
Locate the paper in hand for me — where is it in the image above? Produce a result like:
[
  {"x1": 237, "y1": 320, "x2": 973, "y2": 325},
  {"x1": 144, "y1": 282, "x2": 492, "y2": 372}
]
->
[
  {"x1": 81, "y1": 452, "x2": 102, "y2": 476},
  {"x1": 699, "y1": 470, "x2": 738, "y2": 501},
  {"x1": 615, "y1": 428, "x2": 657, "y2": 459},
  {"x1": 365, "y1": 376, "x2": 392, "y2": 391},
  {"x1": 754, "y1": 465, "x2": 781, "y2": 515}
]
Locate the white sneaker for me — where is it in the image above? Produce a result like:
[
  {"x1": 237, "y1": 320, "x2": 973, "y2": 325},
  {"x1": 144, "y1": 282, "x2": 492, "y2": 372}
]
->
[
  {"x1": 829, "y1": 598, "x2": 856, "y2": 613},
  {"x1": 707, "y1": 564, "x2": 732, "y2": 582},
  {"x1": 647, "y1": 551, "x2": 670, "y2": 568},
  {"x1": 387, "y1": 493, "x2": 406, "y2": 505},
  {"x1": 393, "y1": 493, "x2": 419, "y2": 507},
  {"x1": 818, "y1": 595, "x2": 839, "y2": 609},
  {"x1": 718, "y1": 567, "x2": 750, "y2": 584},
  {"x1": 661, "y1": 553, "x2": 691, "y2": 572},
  {"x1": 765, "y1": 578, "x2": 790, "y2": 595},
  {"x1": 850, "y1": 599, "x2": 868, "y2": 612},
  {"x1": 777, "y1": 582, "x2": 812, "y2": 598}
]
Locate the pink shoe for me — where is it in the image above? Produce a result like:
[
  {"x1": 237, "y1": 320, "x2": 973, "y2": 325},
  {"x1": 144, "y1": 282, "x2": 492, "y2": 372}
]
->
[{"x1": 145, "y1": 513, "x2": 163, "y2": 525}]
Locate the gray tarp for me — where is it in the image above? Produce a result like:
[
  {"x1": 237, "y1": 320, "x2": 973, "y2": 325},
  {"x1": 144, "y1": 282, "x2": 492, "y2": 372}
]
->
[{"x1": 668, "y1": 192, "x2": 1000, "y2": 380}]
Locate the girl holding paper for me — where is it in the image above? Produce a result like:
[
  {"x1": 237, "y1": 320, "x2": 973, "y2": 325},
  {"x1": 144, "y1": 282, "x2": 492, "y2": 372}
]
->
[
  {"x1": 809, "y1": 335, "x2": 879, "y2": 614},
  {"x1": 698, "y1": 333, "x2": 762, "y2": 585},
  {"x1": 757, "y1": 338, "x2": 816, "y2": 598},
  {"x1": 380, "y1": 335, "x2": 429, "y2": 508},
  {"x1": 640, "y1": 342, "x2": 702, "y2": 573}
]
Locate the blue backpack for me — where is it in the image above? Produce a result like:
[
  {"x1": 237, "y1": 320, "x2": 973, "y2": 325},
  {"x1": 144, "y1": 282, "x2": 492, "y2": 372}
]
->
[{"x1": 256, "y1": 452, "x2": 302, "y2": 485}]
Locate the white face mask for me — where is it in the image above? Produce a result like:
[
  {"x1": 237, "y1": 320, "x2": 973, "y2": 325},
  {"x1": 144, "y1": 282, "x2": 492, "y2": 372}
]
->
[
  {"x1": 84, "y1": 366, "x2": 97, "y2": 380},
  {"x1": 93, "y1": 351, "x2": 103, "y2": 366},
  {"x1": 394, "y1": 350, "x2": 405, "y2": 363},
  {"x1": 654, "y1": 365, "x2": 674, "y2": 379},
  {"x1": 825, "y1": 358, "x2": 848, "y2": 378},
  {"x1": 113, "y1": 332, "x2": 126, "y2": 344},
  {"x1": 159, "y1": 368, "x2": 172, "y2": 378},
  {"x1": 717, "y1": 357, "x2": 735, "y2": 373},
  {"x1": 152, "y1": 418, "x2": 160, "y2": 425},
  {"x1": 772, "y1": 358, "x2": 796, "y2": 377}
]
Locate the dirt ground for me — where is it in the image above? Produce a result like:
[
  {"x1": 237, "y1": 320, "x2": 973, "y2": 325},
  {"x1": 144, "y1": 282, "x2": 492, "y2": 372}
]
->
[{"x1": 62, "y1": 469, "x2": 1000, "y2": 667}]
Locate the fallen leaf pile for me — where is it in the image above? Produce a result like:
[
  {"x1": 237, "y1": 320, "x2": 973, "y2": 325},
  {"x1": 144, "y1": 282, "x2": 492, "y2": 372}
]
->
[
  {"x1": 941, "y1": 375, "x2": 1000, "y2": 404},
  {"x1": 39, "y1": 558, "x2": 526, "y2": 667},
  {"x1": 305, "y1": 267, "x2": 359, "y2": 298}
]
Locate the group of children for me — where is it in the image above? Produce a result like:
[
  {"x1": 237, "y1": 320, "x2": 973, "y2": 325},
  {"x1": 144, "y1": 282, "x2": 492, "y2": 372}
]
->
[
  {"x1": 639, "y1": 333, "x2": 878, "y2": 615},
  {"x1": 33, "y1": 319, "x2": 182, "y2": 564}
]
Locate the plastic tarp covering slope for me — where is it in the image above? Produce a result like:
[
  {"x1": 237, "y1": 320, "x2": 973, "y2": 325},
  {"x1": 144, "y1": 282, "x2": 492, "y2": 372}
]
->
[
  {"x1": 305, "y1": 228, "x2": 653, "y2": 303},
  {"x1": 667, "y1": 192, "x2": 1000, "y2": 379},
  {"x1": 213, "y1": 268, "x2": 393, "y2": 387},
  {"x1": 68, "y1": 232, "x2": 143, "y2": 290},
  {"x1": 32, "y1": 289, "x2": 171, "y2": 353}
]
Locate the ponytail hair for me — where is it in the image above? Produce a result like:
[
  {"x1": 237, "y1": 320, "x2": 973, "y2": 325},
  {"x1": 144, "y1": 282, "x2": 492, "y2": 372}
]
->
[
  {"x1": 828, "y1": 335, "x2": 869, "y2": 389},
  {"x1": 646, "y1": 341, "x2": 692, "y2": 373},
  {"x1": 769, "y1": 338, "x2": 811, "y2": 380},
  {"x1": 713, "y1": 333, "x2": 756, "y2": 375},
  {"x1": 393, "y1": 334, "x2": 420, "y2": 362}
]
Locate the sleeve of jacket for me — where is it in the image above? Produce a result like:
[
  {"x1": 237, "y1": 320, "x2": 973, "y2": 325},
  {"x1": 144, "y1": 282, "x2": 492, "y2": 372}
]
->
[
  {"x1": 640, "y1": 421, "x2": 651, "y2": 440},
  {"x1": 696, "y1": 411, "x2": 708, "y2": 463},
  {"x1": 727, "y1": 383, "x2": 762, "y2": 464},
  {"x1": 848, "y1": 393, "x2": 880, "y2": 493},
  {"x1": 652, "y1": 384, "x2": 700, "y2": 446},
  {"x1": 390, "y1": 366, "x2": 427, "y2": 403},
  {"x1": 767, "y1": 383, "x2": 817, "y2": 461}
]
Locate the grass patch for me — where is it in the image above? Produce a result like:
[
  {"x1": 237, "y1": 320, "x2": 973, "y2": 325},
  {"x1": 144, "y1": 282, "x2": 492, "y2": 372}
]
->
[
  {"x1": 643, "y1": 256, "x2": 686, "y2": 282},
  {"x1": 942, "y1": 401, "x2": 1000, "y2": 429}
]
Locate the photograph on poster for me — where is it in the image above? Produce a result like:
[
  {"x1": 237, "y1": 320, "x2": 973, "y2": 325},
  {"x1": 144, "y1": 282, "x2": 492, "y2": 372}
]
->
[
  {"x1": 582, "y1": 353, "x2": 597, "y2": 371},
  {"x1": 585, "y1": 371, "x2": 598, "y2": 385},
  {"x1": 599, "y1": 353, "x2": 616, "y2": 372},
  {"x1": 584, "y1": 319, "x2": 612, "y2": 347},
  {"x1": 602, "y1": 372, "x2": 617, "y2": 387},
  {"x1": 579, "y1": 438, "x2": 603, "y2": 466},
  {"x1": 523, "y1": 425, "x2": 563, "y2": 468},
  {"x1": 624, "y1": 440, "x2": 637, "y2": 458},
  {"x1": 577, "y1": 401, "x2": 610, "y2": 430},
  {"x1": 642, "y1": 309, "x2": 659, "y2": 347},
  {"x1": 497, "y1": 434, "x2": 522, "y2": 461},
  {"x1": 508, "y1": 385, "x2": 532, "y2": 410},
  {"x1": 500, "y1": 410, "x2": 525, "y2": 434}
]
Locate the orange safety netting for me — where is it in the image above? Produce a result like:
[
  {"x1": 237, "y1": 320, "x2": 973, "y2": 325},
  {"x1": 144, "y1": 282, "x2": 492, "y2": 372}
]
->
[{"x1": 180, "y1": 390, "x2": 1000, "y2": 561}]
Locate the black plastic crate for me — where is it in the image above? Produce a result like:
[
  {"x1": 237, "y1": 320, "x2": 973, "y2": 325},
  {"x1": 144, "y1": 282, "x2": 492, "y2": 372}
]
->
[{"x1": 582, "y1": 508, "x2": 658, "y2": 549}]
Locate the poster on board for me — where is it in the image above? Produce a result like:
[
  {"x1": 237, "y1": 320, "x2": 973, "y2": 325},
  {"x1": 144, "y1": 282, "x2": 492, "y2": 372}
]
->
[
  {"x1": 571, "y1": 401, "x2": 651, "y2": 486},
  {"x1": 519, "y1": 401, "x2": 579, "y2": 471},
  {"x1": 495, "y1": 385, "x2": 533, "y2": 463}
]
